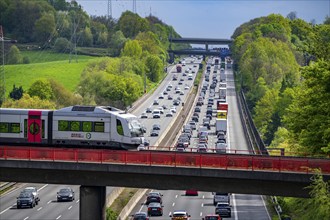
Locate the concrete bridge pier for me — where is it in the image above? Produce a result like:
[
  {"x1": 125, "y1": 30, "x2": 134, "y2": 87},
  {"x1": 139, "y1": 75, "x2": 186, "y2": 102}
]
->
[{"x1": 80, "y1": 186, "x2": 106, "y2": 220}]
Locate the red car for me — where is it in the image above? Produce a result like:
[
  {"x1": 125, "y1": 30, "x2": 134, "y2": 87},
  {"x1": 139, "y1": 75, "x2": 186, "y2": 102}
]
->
[
  {"x1": 202, "y1": 214, "x2": 222, "y2": 220},
  {"x1": 185, "y1": 189, "x2": 198, "y2": 196}
]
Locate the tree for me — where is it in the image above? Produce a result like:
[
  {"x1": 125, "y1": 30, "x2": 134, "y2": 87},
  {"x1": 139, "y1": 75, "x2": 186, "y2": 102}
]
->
[
  {"x1": 284, "y1": 60, "x2": 330, "y2": 154},
  {"x1": 117, "y1": 11, "x2": 150, "y2": 38},
  {"x1": 145, "y1": 55, "x2": 163, "y2": 82},
  {"x1": 79, "y1": 27, "x2": 93, "y2": 47},
  {"x1": 108, "y1": 31, "x2": 127, "y2": 56},
  {"x1": 287, "y1": 11, "x2": 297, "y2": 21},
  {"x1": 49, "y1": 79, "x2": 82, "y2": 108},
  {"x1": 121, "y1": 40, "x2": 142, "y2": 58},
  {"x1": 7, "y1": 45, "x2": 22, "y2": 64},
  {"x1": 27, "y1": 79, "x2": 53, "y2": 100},
  {"x1": 1, "y1": 94, "x2": 56, "y2": 109},
  {"x1": 9, "y1": 84, "x2": 24, "y2": 100},
  {"x1": 324, "y1": 15, "x2": 330, "y2": 25},
  {"x1": 34, "y1": 13, "x2": 57, "y2": 43}
]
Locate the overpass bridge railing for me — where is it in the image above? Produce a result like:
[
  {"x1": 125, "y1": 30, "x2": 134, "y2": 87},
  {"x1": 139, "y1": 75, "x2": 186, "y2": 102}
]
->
[{"x1": 1, "y1": 146, "x2": 329, "y2": 175}]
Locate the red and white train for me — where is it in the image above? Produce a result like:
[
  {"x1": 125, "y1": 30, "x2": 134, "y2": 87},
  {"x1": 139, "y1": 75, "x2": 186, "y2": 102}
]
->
[{"x1": 0, "y1": 106, "x2": 145, "y2": 149}]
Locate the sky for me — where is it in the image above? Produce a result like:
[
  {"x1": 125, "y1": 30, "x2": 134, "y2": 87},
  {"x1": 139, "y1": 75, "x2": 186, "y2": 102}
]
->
[{"x1": 75, "y1": 0, "x2": 330, "y2": 39}]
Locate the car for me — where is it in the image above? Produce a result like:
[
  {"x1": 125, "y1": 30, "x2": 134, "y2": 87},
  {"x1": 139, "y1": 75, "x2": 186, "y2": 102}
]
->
[
  {"x1": 152, "y1": 124, "x2": 161, "y2": 130},
  {"x1": 140, "y1": 113, "x2": 148, "y2": 119},
  {"x1": 215, "y1": 202, "x2": 231, "y2": 217},
  {"x1": 147, "y1": 202, "x2": 163, "y2": 216},
  {"x1": 57, "y1": 187, "x2": 75, "y2": 202},
  {"x1": 185, "y1": 189, "x2": 198, "y2": 196},
  {"x1": 17, "y1": 192, "x2": 36, "y2": 209},
  {"x1": 192, "y1": 116, "x2": 199, "y2": 123},
  {"x1": 197, "y1": 143, "x2": 208, "y2": 151},
  {"x1": 152, "y1": 109, "x2": 161, "y2": 118},
  {"x1": 180, "y1": 91, "x2": 184, "y2": 95},
  {"x1": 170, "y1": 107, "x2": 177, "y2": 113},
  {"x1": 159, "y1": 94, "x2": 164, "y2": 99},
  {"x1": 22, "y1": 187, "x2": 40, "y2": 205},
  {"x1": 184, "y1": 85, "x2": 190, "y2": 90},
  {"x1": 170, "y1": 210, "x2": 191, "y2": 220},
  {"x1": 194, "y1": 107, "x2": 201, "y2": 113},
  {"x1": 166, "y1": 112, "x2": 173, "y2": 117},
  {"x1": 173, "y1": 99, "x2": 180, "y2": 106},
  {"x1": 203, "y1": 120, "x2": 211, "y2": 129},
  {"x1": 168, "y1": 95, "x2": 173, "y2": 100},
  {"x1": 132, "y1": 212, "x2": 149, "y2": 220},
  {"x1": 163, "y1": 90, "x2": 168, "y2": 95},
  {"x1": 153, "y1": 100, "x2": 159, "y2": 105},
  {"x1": 216, "y1": 141, "x2": 227, "y2": 153},
  {"x1": 202, "y1": 214, "x2": 222, "y2": 220},
  {"x1": 175, "y1": 88, "x2": 181, "y2": 94},
  {"x1": 178, "y1": 81, "x2": 183, "y2": 85},
  {"x1": 146, "y1": 107, "x2": 152, "y2": 113},
  {"x1": 150, "y1": 130, "x2": 159, "y2": 137},
  {"x1": 146, "y1": 192, "x2": 163, "y2": 205},
  {"x1": 217, "y1": 132, "x2": 226, "y2": 141},
  {"x1": 157, "y1": 107, "x2": 164, "y2": 114},
  {"x1": 188, "y1": 121, "x2": 197, "y2": 130}
]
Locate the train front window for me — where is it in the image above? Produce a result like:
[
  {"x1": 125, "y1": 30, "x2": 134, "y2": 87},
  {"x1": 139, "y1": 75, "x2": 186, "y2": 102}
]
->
[{"x1": 128, "y1": 119, "x2": 144, "y2": 137}]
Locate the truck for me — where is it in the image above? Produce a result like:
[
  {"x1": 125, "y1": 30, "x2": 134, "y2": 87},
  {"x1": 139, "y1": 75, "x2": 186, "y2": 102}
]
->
[
  {"x1": 220, "y1": 68, "x2": 226, "y2": 82},
  {"x1": 216, "y1": 118, "x2": 227, "y2": 134},
  {"x1": 214, "y1": 58, "x2": 220, "y2": 65},
  {"x1": 217, "y1": 102, "x2": 228, "y2": 111},
  {"x1": 217, "y1": 110, "x2": 227, "y2": 119},
  {"x1": 219, "y1": 87, "x2": 226, "y2": 100},
  {"x1": 213, "y1": 192, "x2": 230, "y2": 205},
  {"x1": 176, "y1": 64, "x2": 182, "y2": 72}
]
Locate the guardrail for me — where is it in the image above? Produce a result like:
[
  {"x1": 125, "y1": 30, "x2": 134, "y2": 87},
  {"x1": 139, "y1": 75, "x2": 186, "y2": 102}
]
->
[{"x1": 1, "y1": 146, "x2": 329, "y2": 175}]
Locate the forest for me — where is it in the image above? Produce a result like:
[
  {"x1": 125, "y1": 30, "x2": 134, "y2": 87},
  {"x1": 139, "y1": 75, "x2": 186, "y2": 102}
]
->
[{"x1": 231, "y1": 13, "x2": 330, "y2": 219}]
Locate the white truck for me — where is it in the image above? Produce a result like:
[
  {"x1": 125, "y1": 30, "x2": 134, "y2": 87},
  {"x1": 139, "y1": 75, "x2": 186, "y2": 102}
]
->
[
  {"x1": 216, "y1": 118, "x2": 227, "y2": 134},
  {"x1": 220, "y1": 68, "x2": 226, "y2": 82},
  {"x1": 219, "y1": 87, "x2": 226, "y2": 100}
]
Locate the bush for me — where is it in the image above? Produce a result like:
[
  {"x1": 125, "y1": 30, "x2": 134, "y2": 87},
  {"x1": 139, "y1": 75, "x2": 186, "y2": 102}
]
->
[
  {"x1": 54, "y1": 37, "x2": 71, "y2": 53},
  {"x1": 7, "y1": 45, "x2": 22, "y2": 64},
  {"x1": 23, "y1": 56, "x2": 30, "y2": 64}
]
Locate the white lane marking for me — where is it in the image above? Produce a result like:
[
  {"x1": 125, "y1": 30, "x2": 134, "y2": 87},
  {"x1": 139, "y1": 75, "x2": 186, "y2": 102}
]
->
[
  {"x1": 24, "y1": 217, "x2": 29, "y2": 220},
  {"x1": 169, "y1": 212, "x2": 172, "y2": 216},
  {"x1": 233, "y1": 194, "x2": 238, "y2": 220},
  {"x1": 0, "y1": 204, "x2": 14, "y2": 215},
  {"x1": 37, "y1": 207, "x2": 42, "y2": 211},
  {"x1": 202, "y1": 195, "x2": 205, "y2": 199},
  {"x1": 47, "y1": 200, "x2": 52, "y2": 204},
  {"x1": 76, "y1": 199, "x2": 79, "y2": 203},
  {"x1": 68, "y1": 206, "x2": 72, "y2": 210},
  {"x1": 201, "y1": 203, "x2": 204, "y2": 207},
  {"x1": 37, "y1": 184, "x2": 48, "y2": 192},
  {"x1": 200, "y1": 212, "x2": 203, "y2": 217},
  {"x1": 56, "y1": 215, "x2": 62, "y2": 220},
  {"x1": 172, "y1": 202, "x2": 175, "y2": 206},
  {"x1": 261, "y1": 195, "x2": 272, "y2": 220},
  {"x1": 175, "y1": 194, "x2": 178, "y2": 198}
]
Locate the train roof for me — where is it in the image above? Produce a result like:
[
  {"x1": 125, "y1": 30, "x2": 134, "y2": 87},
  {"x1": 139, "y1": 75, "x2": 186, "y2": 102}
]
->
[{"x1": 0, "y1": 108, "x2": 51, "y2": 115}]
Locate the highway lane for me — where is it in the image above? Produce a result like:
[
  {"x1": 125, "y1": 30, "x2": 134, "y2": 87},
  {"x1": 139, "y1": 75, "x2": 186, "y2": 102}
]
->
[
  {"x1": 129, "y1": 57, "x2": 271, "y2": 220},
  {"x1": 0, "y1": 57, "x2": 199, "y2": 220}
]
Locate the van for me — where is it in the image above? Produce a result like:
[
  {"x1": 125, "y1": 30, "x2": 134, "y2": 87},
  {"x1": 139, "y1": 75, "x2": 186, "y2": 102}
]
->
[
  {"x1": 213, "y1": 192, "x2": 230, "y2": 205},
  {"x1": 152, "y1": 109, "x2": 161, "y2": 118},
  {"x1": 188, "y1": 74, "x2": 193, "y2": 80}
]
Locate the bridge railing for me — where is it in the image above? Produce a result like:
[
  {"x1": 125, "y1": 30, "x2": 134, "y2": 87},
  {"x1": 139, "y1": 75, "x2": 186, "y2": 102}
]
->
[{"x1": 0, "y1": 146, "x2": 329, "y2": 174}]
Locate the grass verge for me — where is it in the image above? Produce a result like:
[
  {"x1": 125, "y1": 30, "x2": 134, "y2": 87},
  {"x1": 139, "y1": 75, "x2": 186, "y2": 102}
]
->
[{"x1": 106, "y1": 188, "x2": 138, "y2": 220}]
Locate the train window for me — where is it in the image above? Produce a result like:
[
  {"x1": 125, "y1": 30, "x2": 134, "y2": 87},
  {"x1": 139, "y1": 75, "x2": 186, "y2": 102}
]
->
[
  {"x1": 0, "y1": 122, "x2": 9, "y2": 133},
  {"x1": 82, "y1": 121, "x2": 92, "y2": 132},
  {"x1": 70, "y1": 121, "x2": 80, "y2": 131},
  {"x1": 94, "y1": 122, "x2": 104, "y2": 132},
  {"x1": 10, "y1": 123, "x2": 20, "y2": 133},
  {"x1": 116, "y1": 119, "x2": 124, "y2": 135},
  {"x1": 58, "y1": 120, "x2": 69, "y2": 131}
]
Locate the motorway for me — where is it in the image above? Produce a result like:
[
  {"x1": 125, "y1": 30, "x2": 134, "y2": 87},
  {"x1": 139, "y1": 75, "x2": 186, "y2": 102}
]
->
[
  {"x1": 129, "y1": 57, "x2": 272, "y2": 220},
  {"x1": 0, "y1": 57, "x2": 271, "y2": 220}
]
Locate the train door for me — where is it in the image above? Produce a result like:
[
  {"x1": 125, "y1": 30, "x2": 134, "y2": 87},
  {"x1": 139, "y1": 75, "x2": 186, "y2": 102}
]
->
[{"x1": 27, "y1": 110, "x2": 42, "y2": 143}]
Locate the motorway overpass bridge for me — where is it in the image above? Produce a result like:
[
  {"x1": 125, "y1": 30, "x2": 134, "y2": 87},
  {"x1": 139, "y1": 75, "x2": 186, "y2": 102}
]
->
[
  {"x1": 1, "y1": 146, "x2": 329, "y2": 220},
  {"x1": 168, "y1": 37, "x2": 233, "y2": 62}
]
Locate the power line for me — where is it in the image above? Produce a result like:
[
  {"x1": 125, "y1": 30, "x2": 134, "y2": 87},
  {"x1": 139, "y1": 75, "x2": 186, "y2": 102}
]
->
[
  {"x1": 133, "y1": 0, "x2": 137, "y2": 13},
  {"x1": 108, "y1": 0, "x2": 112, "y2": 18}
]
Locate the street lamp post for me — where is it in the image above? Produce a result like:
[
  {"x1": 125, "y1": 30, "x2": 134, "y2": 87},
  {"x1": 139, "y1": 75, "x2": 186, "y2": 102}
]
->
[{"x1": 0, "y1": 25, "x2": 17, "y2": 104}]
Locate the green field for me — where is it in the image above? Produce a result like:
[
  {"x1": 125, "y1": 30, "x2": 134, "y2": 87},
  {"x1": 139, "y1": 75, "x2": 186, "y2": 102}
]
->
[
  {"x1": 4, "y1": 54, "x2": 99, "y2": 95},
  {"x1": 20, "y1": 50, "x2": 93, "y2": 64}
]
